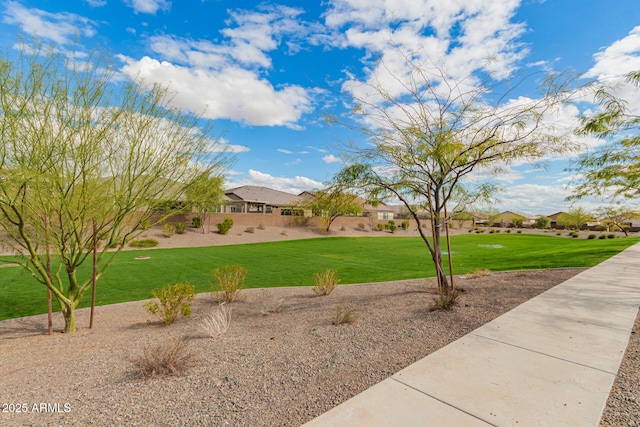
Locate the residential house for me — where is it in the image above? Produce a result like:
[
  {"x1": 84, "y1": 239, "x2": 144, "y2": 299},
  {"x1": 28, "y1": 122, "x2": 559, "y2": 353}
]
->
[{"x1": 222, "y1": 186, "x2": 310, "y2": 215}]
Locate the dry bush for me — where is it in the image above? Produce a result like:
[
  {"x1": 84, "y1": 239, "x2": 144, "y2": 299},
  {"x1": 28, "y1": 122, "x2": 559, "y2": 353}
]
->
[
  {"x1": 466, "y1": 268, "x2": 492, "y2": 278},
  {"x1": 429, "y1": 289, "x2": 460, "y2": 311},
  {"x1": 257, "y1": 223, "x2": 265, "y2": 230},
  {"x1": 332, "y1": 304, "x2": 356, "y2": 325},
  {"x1": 313, "y1": 269, "x2": 340, "y2": 296},
  {"x1": 245, "y1": 226, "x2": 255, "y2": 233},
  {"x1": 144, "y1": 282, "x2": 195, "y2": 325},
  {"x1": 129, "y1": 336, "x2": 199, "y2": 379},
  {"x1": 175, "y1": 222, "x2": 187, "y2": 234},
  {"x1": 211, "y1": 264, "x2": 247, "y2": 303},
  {"x1": 281, "y1": 229, "x2": 288, "y2": 236},
  {"x1": 198, "y1": 304, "x2": 232, "y2": 339},
  {"x1": 162, "y1": 223, "x2": 176, "y2": 238},
  {"x1": 259, "y1": 291, "x2": 284, "y2": 316}
]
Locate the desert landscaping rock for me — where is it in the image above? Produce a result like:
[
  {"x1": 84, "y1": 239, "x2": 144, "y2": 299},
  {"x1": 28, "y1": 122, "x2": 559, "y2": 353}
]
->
[{"x1": 1, "y1": 228, "x2": 638, "y2": 426}]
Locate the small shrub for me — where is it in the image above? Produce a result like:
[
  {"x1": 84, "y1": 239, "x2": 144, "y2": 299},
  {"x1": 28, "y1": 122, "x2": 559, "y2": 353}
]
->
[
  {"x1": 466, "y1": 268, "x2": 492, "y2": 278},
  {"x1": 281, "y1": 229, "x2": 289, "y2": 236},
  {"x1": 211, "y1": 264, "x2": 247, "y2": 303},
  {"x1": 475, "y1": 229, "x2": 485, "y2": 233},
  {"x1": 175, "y1": 222, "x2": 187, "y2": 234},
  {"x1": 388, "y1": 221, "x2": 397, "y2": 233},
  {"x1": 129, "y1": 239, "x2": 158, "y2": 248},
  {"x1": 332, "y1": 304, "x2": 356, "y2": 325},
  {"x1": 313, "y1": 269, "x2": 340, "y2": 296},
  {"x1": 191, "y1": 217, "x2": 202, "y2": 228},
  {"x1": 587, "y1": 234, "x2": 597, "y2": 240},
  {"x1": 495, "y1": 229, "x2": 501, "y2": 233},
  {"x1": 598, "y1": 234, "x2": 607, "y2": 239},
  {"x1": 129, "y1": 336, "x2": 199, "y2": 378},
  {"x1": 198, "y1": 304, "x2": 232, "y2": 339},
  {"x1": 569, "y1": 231, "x2": 579, "y2": 238},
  {"x1": 401, "y1": 220, "x2": 410, "y2": 230},
  {"x1": 506, "y1": 229, "x2": 512, "y2": 233},
  {"x1": 144, "y1": 282, "x2": 195, "y2": 325},
  {"x1": 489, "y1": 229, "x2": 495, "y2": 234},
  {"x1": 468, "y1": 229, "x2": 473, "y2": 233},
  {"x1": 217, "y1": 216, "x2": 234, "y2": 235},
  {"x1": 357, "y1": 223, "x2": 365, "y2": 230},
  {"x1": 517, "y1": 230, "x2": 522, "y2": 234},
  {"x1": 257, "y1": 223, "x2": 265, "y2": 230},
  {"x1": 429, "y1": 289, "x2": 460, "y2": 311},
  {"x1": 260, "y1": 291, "x2": 284, "y2": 316},
  {"x1": 607, "y1": 234, "x2": 615, "y2": 239},
  {"x1": 162, "y1": 223, "x2": 176, "y2": 238},
  {"x1": 245, "y1": 226, "x2": 255, "y2": 233},
  {"x1": 556, "y1": 232, "x2": 562, "y2": 236},
  {"x1": 376, "y1": 223, "x2": 384, "y2": 231},
  {"x1": 340, "y1": 226, "x2": 347, "y2": 231}
]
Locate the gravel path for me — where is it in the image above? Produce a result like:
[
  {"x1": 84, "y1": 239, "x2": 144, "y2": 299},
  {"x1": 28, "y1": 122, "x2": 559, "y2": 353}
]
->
[
  {"x1": 600, "y1": 310, "x2": 640, "y2": 427},
  {"x1": 5, "y1": 268, "x2": 634, "y2": 426}
]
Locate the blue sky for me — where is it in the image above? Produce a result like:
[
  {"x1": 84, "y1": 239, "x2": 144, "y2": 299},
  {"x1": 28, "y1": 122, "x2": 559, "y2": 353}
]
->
[{"x1": 1, "y1": 0, "x2": 640, "y2": 215}]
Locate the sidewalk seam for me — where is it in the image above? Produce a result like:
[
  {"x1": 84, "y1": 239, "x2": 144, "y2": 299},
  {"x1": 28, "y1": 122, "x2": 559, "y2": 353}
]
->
[
  {"x1": 388, "y1": 377, "x2": 498, "y2": 427},
  {"x1": 469, "y1": 332, "x2": 625, "y2": 376}
]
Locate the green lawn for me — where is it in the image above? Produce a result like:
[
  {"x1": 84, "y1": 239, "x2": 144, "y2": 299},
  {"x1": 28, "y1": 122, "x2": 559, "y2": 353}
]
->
[{"x1": 1, "y1": 233, "x2": 638, "y2": 321}]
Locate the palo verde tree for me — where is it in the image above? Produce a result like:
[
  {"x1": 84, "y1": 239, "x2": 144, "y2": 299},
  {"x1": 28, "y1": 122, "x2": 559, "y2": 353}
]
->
[
  {"x1": 186, "y1": 173, "x2": 225, "y2": 234},
  {"x1": 569, "y1": 71, "x2": 640, "y2": 200},
  {"x1": 334, "y1": 55, "x2": 576, "y2": 293},
  {"x1": 299, "y1": 188, "x2": 363, "y2": 232},
  {"x1": 595, "y1": 205, "x2": 640, "y2": 236},
  {"x1": 0, "y1": 41, "x2": 229, "y2": 333},
  {"x1": 557, "y1": 206, "x2": 592, "y2": 230}
]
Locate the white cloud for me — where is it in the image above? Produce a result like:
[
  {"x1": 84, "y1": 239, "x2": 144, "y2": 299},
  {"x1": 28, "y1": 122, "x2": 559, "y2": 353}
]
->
[
  {"x1": 119, "y1": 55, "x2": 313, "y2": 127},
  {"x1": 2, "y1": 1, "x2": 97, "y2": 44},
  {"x1": 327, "y1": 0, "x2": 528, "y2": 101},
  {"x1": 584, "y1": 26, "x2": 640, "y2": 80},
  {"x1": 583, "y1": 26, "x2": 640, "y2": 115},
  {"x1": 493, "y1": 183, "x2": 615, "y2": 214},
  {"x1": 230, "y1": 169, "x2": 323, "y2": 194},
  {"x1": 284, "y1": 158, "x2": 302, "y2": 166},
  {"x1": 277, "y1": 149, "x2": 294, "y2": 154},
  {"x1": 306, "y1": 145, "x2": 329, "y2": 153},
  {"x1": 84, "y1": 0, "x2": 106, "y2": 7},
  {"x1": 118, "y1": 6, "x2": 319, "y2": 127},
  {"x1": 125, "y1": 0, "x2": 171, "y2": 15},
  {"x1": 322, "y1": 154, "x2": 343, "y2": 163}
]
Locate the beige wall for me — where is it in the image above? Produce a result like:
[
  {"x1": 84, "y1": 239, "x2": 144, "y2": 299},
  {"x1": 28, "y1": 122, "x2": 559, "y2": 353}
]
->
[{"x1": 152, "y1": 211, "x2": 475, "y2": 232}]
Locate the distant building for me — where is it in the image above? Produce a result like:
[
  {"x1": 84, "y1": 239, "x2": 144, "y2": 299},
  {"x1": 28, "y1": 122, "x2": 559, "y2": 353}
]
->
[{"x1": 222, "y1": 186, "x2": 308, "y2": 215}]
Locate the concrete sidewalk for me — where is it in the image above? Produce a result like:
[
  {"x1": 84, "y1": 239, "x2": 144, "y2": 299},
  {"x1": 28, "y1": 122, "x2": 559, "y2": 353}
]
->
[{"x1": 303, "y1": 243, "x2": 640, "y2": 427}]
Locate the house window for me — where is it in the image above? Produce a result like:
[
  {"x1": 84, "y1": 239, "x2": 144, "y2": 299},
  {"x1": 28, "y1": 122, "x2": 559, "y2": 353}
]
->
[{"x1": 382, "y1": 212, "x2": 389, "y2": 220}]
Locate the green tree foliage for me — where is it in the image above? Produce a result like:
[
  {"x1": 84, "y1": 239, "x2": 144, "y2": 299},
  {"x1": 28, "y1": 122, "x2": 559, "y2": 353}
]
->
[
  {"x1": 595, "y1": 205, "x2": 640, "y2": 236},
  {"x1": 334, "y1": 54, "x2": 575, "y2": 292},
  {"x1": 300, "y1": 188, "x2": 362, "y2": 232},
  {"x1": 186, "y1": 173, "x2": 224, "y2": 233},
  {"x1": 0, "y1": 41, "x2": 229, "y2": 333},
  {"x1": 569, "y1": 71, "x2": 640, "y2": 200},
  {"x1": 557, "y1": 206, "x2": 592, "y2": 230},
  {"x1": 535, "y1": 216, "x2": 551, "y2": 229}
]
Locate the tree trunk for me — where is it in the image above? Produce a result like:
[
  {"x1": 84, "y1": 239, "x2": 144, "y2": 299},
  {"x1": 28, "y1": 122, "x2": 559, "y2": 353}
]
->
[
  {"x1": 61, "y1": 305, "x2": 76, "y2": 333},
  {"x1": 431, "y1": 216, "x2": 450, "y2": 292}
]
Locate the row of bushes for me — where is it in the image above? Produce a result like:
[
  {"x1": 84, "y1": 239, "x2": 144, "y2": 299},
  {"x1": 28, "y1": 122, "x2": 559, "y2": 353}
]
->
[{"x1": 144, "y1": 266, "x2": 347, "y2": 326}]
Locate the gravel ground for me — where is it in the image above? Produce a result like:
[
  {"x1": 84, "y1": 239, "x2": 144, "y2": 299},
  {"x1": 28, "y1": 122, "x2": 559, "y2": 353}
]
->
[
  {"x1": 600, "y1": 310, "x2": 640, "y2": 427},
  {"x1": 0, "y1": 268, "x2": 637, "y2": 426}
]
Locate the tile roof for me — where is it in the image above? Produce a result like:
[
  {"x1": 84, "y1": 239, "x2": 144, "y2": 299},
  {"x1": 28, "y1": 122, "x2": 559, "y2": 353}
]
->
[{"x1": 224, "y1": 186, "x2": 303, "y2": 206}]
